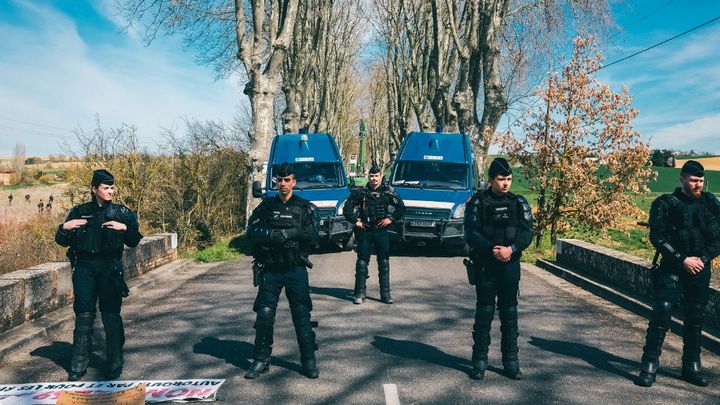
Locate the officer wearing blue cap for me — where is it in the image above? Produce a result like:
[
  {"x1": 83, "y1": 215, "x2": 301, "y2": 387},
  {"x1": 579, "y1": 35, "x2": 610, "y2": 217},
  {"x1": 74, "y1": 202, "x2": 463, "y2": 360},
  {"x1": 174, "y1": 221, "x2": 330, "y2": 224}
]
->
[
  {"x1": 344, "y1": 162, "x2": 405, "y2": 304},
  {"x1": 55, "y1": 169, "x2": 143, "y2": 381},
  {"x1": 636, "y1": 160, "x2": 720, "y2": 387},
  {"x1": 245, "y1": 162, "x2": 321, "y2": 379},
  {"x1": 464, "y1": 157, "x2": 533, "y2": 381}
]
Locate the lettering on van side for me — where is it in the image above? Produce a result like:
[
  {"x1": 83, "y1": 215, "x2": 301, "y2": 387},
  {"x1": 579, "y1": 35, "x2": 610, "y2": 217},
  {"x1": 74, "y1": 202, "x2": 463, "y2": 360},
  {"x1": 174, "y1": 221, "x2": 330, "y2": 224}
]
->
[{"x1": 423, "y1": 155, "x2": 443, "y2": 160}]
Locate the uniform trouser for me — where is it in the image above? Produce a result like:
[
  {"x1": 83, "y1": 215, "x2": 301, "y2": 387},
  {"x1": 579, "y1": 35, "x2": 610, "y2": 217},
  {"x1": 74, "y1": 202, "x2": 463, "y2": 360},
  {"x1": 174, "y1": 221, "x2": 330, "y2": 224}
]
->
[
  {"x1": 355, "y1": 228, "x2": 391, "y2": 295},
  {"x1": 71, "y1": 259, "x2": 124, "y2": 373},
  {"x1": 642, "y1": 264, "x2": 710, "y2": 364},
  {"x1": 472, "y1": 259, "x2": 521, "y2": 361},
  {"x1": 252, "y1": 266, "x2": 316, "y2": 361}
]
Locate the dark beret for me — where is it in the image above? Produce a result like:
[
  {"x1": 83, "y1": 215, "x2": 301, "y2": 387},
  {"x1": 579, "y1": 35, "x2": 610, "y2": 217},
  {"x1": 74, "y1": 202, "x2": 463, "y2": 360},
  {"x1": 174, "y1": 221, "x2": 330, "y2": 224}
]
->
[
  {"x1": 91, "y1": 169, "x2": 114, "y2": 187},
  {"x1": 488, "y1": 157, "x2": 512, "y2": 179},
  {"x1": 681, "y1": 160, "x2": 704, "y2": 177},
  {"x1": 369, "y1": 162, "x2": 381, "y2": 174}
]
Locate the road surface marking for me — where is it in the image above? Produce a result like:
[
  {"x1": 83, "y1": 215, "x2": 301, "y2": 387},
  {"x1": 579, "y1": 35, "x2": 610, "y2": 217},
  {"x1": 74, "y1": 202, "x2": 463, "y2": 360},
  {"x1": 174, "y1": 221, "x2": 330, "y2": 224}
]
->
[{"x1": 383, "y1": 384, "x2": 400, "y2": 405}]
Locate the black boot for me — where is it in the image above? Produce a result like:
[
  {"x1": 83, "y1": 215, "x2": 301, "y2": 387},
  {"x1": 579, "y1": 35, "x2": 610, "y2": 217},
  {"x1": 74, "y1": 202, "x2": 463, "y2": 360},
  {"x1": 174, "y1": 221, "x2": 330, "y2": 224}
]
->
[
  {"x1": 636, "y1": 300, "x2": 673, "y2": 387},
  {"x1": 682, "y1": 361, "x2": 709, "y2": 387},
  {"x1": 245, "y1": 307, "x2": 275, "y2": 379},
  {"x1": 245, "y1": 358, "x2": 270, "y2": 379},
  {"x1": 68, "y1": 312, "x2": 94, "y2": 381},
  {"x1": 470, "y1": 304, "x2": 494, "y2": 380},
  {"x1": 499, "y1": 306, "x2": 522, "y2": 380},
  {"x1": 636, "y1": 359, "x2": 659, "y2": 387},
  {"x1": 102, "y1": 313, "x2": 125, "y2": 380},
  {"x1": 681, "y1": 305, "x2": 708, "y2": 387},
  {"x1": 292, "y1": 305, "x2": 319, "y2": 378},
  {"x1": 353, "y1": 260, "x2": 368, "y2": 304},
  {"x1": 378, "y1": 259, "x2": 393, "y2": 304}
]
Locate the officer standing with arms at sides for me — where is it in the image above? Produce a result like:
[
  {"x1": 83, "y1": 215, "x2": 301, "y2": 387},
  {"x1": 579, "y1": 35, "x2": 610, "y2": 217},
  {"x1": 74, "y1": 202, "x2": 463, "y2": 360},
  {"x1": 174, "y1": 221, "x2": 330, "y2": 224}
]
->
[
  {"x1": 636, "y1": 160, "x2": 720, "y2": 387},
  {"x1": 55, "y1": 169, "x2": 142, "y2": 381},
  {"x1": 464, "y1": 157, "x2": 533, "y2": 381},
  {"x1": 245, "y1": 162, "x2": 320, "y2": 379},
  {"x1": 344, "y1": 163, "x2": 405, "y2": 305}
]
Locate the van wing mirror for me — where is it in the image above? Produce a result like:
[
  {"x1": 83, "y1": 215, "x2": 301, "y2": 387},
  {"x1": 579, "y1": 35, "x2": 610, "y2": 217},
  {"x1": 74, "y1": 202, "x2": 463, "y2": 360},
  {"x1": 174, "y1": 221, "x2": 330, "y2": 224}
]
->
[{"x1": 252, "y1": 180, "x2": 263, "y2": 198}]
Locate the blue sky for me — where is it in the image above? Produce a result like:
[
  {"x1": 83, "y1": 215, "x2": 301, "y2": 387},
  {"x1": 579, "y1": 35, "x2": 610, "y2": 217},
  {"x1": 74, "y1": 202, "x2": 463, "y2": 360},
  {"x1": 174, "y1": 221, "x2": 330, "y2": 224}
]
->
[
  {"x1": 0, "y1": 0, "x2": 718, "y2": 157},
  {"x1": 0, "y1": 0, "x2": 239, "y2": 157}
]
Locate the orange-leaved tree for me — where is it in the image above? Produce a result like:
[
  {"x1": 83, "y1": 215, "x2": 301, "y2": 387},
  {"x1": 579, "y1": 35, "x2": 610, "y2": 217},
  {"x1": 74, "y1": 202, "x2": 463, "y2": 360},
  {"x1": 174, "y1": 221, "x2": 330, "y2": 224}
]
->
[{"x1": 503, "y1": 36, "x2": 655, "y2": 247}]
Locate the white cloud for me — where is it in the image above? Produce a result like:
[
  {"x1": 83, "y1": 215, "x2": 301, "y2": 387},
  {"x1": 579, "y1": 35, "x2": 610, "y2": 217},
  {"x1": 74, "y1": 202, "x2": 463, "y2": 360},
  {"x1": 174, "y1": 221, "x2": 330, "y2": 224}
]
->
[
  {"x1": 648, "y1": 113, "x2": 720, "y2": 153},
  {"x1": 0, "y1": 1, "x2": 242, "y2": 156}
]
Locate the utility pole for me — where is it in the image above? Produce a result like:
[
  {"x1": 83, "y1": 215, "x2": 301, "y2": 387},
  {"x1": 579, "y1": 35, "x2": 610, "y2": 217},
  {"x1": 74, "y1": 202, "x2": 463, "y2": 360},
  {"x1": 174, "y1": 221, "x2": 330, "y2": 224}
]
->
[{"x1": 358, "y1": 120, "x2": 366, "y2": 174}]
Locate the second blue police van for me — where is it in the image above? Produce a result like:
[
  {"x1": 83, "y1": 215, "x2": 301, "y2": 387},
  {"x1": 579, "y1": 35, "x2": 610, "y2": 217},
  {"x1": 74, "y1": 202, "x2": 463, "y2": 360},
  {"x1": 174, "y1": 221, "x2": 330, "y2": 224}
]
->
[
  {"x1": 252, "y1": 133, "x2": 354, "y2": 249},
  {"x1": 389, "y1": 131, "x2": 478, "y2": 253}
]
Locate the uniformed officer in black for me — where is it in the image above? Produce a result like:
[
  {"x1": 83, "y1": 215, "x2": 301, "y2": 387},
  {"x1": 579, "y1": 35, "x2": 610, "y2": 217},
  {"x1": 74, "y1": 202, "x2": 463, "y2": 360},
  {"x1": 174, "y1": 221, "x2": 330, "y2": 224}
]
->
[
  {"x1": 55, "y1": 169, "x2": 142, "y2": 381},
  {"x1": 636, "y1": 160, "x2": 720, "y2": 387},
  {"x1": 245, "y1": 163, "x2": 320, "y2": 379},
  {"x1": 464, "y1": 157, "x2": 533, "y2": 380},
  {"x1": 344, "y1": 163, "x2": 405, "y2": 304}
]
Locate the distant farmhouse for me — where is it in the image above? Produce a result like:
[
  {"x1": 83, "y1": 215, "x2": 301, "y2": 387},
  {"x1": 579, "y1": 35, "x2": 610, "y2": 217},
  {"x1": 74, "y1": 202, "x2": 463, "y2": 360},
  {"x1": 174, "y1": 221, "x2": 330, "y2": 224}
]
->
[{"x1": 0, "y1": 166, "x2": 14, "y2": 186}]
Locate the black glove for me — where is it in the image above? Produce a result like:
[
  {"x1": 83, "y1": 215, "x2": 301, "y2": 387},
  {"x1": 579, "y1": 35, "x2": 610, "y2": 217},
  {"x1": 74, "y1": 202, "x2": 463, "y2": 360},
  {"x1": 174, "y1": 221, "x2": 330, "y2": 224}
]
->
[{"x1": 270, "y1": 229, "x2": 289, "y2": 244}]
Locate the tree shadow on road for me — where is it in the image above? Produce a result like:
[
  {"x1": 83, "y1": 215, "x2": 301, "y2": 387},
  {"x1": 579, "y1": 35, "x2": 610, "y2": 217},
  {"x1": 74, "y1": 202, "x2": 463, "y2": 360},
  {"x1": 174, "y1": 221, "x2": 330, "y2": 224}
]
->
[
  {"x1": 192, "y1": 336, "x2": 302, "y2": 374},
  {"x1": 528, "y1": 336, "x2": 669, "y2": 382},
  {"x1": 371, "y1": 335, "x2": 495, "y2": 377},
  {"x1": 29, "y1": 341, "x2": 103, "y2": 374},
  {"x1": 310, "y1": 286, "x2": 355, "y2": 303}
]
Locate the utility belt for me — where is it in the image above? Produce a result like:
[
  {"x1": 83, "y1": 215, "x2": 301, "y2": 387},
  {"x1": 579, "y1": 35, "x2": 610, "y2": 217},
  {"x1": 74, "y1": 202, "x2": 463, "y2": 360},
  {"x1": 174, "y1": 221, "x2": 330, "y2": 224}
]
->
[{"x1": 75, "y1": 251, "x2": 116, "y2": 263}]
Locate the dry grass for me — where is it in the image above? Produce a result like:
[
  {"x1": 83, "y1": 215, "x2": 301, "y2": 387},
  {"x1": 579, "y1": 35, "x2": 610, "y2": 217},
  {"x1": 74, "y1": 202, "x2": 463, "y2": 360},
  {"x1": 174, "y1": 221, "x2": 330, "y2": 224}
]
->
[
  {"x1": 0, "y1": 208, "x2": 68, "y2": 275},
  {"x1": 0, "y1": 184, "x2": 72, "y2": 274},
  {"x1": 676, "y1": 157, "x2": 720, "y2": 171}
]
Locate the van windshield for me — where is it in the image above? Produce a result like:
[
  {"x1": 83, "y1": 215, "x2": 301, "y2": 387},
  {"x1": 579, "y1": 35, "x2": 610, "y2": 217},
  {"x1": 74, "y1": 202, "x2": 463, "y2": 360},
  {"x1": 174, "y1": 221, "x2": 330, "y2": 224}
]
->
[
  {"x1": 391, "y1": 162, "x2": 469, "y2": 190},
  {"x1": 269, "y1": 162, "x2": 345, "y2": 190}
]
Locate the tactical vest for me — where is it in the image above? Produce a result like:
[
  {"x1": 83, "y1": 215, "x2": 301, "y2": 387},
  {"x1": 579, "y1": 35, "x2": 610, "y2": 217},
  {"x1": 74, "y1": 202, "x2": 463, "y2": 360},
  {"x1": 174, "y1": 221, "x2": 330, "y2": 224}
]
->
[
  {"x1": 663, "y1": 193, "x2": 720, "y2": 256},
  {"x1": 475, "y1": 192, "x2": 519, "y2": 246},
  {"x1": 363, "y1": 189, "x2": 390, "y2": 224},
  {"x1": 255, "y1": 202, "x2": 306, "y2": 267},
  {"x1": 73, "y1": 203, "x2": 126, "y2": 256}
]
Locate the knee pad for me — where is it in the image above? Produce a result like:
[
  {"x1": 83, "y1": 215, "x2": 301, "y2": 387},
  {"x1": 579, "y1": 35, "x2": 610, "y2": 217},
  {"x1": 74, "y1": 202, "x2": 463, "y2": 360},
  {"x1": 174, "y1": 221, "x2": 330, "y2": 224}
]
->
[{"x1": 651, "y1": 301, "x2": 674, "y2": 328}]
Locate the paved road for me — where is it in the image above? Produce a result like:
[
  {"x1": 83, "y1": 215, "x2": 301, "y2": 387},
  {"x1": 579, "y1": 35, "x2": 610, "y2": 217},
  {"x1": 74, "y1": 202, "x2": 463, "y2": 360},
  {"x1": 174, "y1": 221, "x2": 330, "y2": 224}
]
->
[{"x1": 1, "y1": 249, "x2": 719, "y2": 404}]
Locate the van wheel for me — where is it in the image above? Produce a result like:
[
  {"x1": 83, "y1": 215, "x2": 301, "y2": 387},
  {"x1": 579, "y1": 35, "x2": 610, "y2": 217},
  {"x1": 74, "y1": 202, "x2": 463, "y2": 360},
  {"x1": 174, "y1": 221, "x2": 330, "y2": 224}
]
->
[{"x1": 342, "y1": 233, "x2": 355, "y2": 251}]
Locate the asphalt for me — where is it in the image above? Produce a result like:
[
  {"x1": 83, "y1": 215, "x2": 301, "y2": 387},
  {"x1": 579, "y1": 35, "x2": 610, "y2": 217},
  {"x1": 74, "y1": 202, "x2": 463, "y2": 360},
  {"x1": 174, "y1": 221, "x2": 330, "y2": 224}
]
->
[{"x1": 1, "y1": 248, "x2": 719, "y2": 404}]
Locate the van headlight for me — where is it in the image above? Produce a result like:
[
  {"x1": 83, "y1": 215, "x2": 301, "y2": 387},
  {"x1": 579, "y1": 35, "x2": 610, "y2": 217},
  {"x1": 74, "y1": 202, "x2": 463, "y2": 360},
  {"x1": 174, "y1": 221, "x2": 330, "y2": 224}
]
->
[
  {"x1": 337, "y1": 199, "x2": 347, "y2": 216},
  {"x1": 451, "y1": 203, "x2": 466, "y2": 219}
]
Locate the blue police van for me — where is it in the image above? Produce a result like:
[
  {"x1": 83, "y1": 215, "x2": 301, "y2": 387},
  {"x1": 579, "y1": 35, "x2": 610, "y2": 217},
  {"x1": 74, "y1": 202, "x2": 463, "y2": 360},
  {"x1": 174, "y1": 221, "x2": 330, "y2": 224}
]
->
[
  {"x1": 389, "y1": 131, "x2": 478, "y2": 253},
  {"x1": 252, "y1": 133, "x2": 354, "y2": 249}
]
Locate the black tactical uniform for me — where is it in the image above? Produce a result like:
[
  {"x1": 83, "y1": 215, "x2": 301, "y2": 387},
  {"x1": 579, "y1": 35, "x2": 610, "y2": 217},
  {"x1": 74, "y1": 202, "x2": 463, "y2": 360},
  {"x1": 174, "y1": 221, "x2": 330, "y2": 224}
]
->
[
  {"x1": 344, "y1": 169, "x2": 405, "y2": 304},
  {"x1": 55, "y1": 170, "x2": 142, "y2": 381},
  {"x1": 464, "y1": 158, "x2": 533, "y2": 380},
  {"x1": 637, "y1": 160, "x2": 720, "y2": 387},
  {"x1": 245, "y1": 172, "x2": 320, "y2": 379}
]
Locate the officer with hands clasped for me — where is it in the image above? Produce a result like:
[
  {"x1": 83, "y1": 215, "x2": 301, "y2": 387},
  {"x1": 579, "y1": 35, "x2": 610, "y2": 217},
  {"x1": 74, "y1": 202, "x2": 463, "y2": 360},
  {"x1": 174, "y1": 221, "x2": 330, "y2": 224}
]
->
[
  {"x1": 464, "y1": 157, "x2": 533, "y2": 381},
  {"x1": 55, "y1": 169, "x2": 143, "y2": 381},
  {"x1": 344, "y1": 163, "x2": 405, "y2": 305},
  {"x1": 245, "y1": 162, "x2": 321, "y2": 379},
  {"x1": 636, "y1": 160, "x2": 720, "y2": 387}
]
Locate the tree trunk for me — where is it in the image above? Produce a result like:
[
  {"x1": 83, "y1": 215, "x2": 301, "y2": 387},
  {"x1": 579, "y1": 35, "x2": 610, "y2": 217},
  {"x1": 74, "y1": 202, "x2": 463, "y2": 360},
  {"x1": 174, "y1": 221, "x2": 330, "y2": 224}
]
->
[{"x1": 245, "y1": 77, "x2": 277, "y2": 220}]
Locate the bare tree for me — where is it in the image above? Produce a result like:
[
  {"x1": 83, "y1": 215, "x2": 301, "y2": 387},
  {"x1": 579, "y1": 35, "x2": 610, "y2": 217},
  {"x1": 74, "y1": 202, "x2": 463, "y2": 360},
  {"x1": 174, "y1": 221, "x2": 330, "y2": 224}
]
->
[
  {"x1": 119, "y1": 0, "x2": 300, "y2": 219},
  {"x1": 11, "y1": 143, "x2": 25, "y2": 185},
  {"x1": 370, "y1": 0, "x2": 612, "y2": 176}
]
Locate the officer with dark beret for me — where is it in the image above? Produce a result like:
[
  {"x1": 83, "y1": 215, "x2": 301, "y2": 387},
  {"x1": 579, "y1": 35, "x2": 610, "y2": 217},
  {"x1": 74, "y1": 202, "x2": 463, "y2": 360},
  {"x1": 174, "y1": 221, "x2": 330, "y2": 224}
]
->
[
  {"x1": 464, "y1": 157, "x2": 533, "y2": 380},
  {"x1": 55, "y1": 169, "x2": 143, "y2": 381},
  {"x1": 344, "y1": 163, "x2": 405, "y2": 304},
  {"x1": 245, "y1": 162, "x2": 321, "y2": 379},
  {"x1": 636, "y1": 160, "x2": 720, "y2": 387}
]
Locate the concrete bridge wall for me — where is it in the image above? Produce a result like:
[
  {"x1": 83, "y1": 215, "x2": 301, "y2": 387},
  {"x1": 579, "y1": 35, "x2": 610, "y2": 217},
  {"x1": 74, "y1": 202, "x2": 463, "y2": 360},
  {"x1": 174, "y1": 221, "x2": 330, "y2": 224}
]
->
[
  {"x1": 555, "y1": 238, "x2": 720, "y2": 331},
  {"x1": 0, "y1": 233, "x2": 177, "y2": 333}
]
